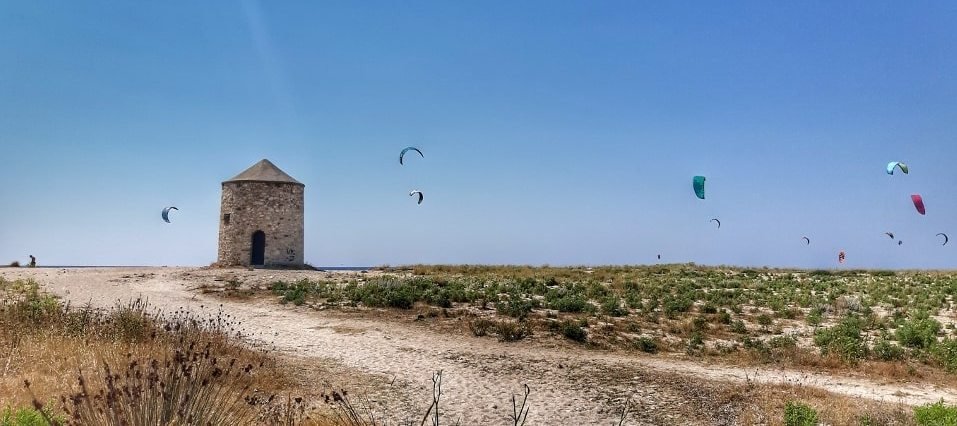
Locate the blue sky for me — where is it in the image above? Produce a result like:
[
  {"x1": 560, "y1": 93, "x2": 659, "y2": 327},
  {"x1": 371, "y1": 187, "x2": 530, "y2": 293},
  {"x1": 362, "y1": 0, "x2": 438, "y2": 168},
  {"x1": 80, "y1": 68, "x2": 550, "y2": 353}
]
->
[{"x1": 2, "y1": 1, "x2": 956, "y2": 268}]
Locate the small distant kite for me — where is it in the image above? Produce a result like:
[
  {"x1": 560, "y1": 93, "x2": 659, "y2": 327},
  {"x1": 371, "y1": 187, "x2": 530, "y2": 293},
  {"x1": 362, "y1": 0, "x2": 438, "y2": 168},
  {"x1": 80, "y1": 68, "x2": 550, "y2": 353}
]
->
[
  {"x1": 161, "y1": 206, "x2": 178, "y2": 223},
  {"x1": 911, "y1": 194, "x2": 926, "y2": 215},
  {"x1": 657, "y1": 254, "x2": 661, "y2": 260},
  {"x1": 886, "y1": 162, "x2": 909, "y2": 175},
  {"x1": 885, "y1": 232, "x2": 895, "y2": 240},
  {"x1": 399, "y1": 147, "x2": 424, "y2": 165},
  {"x1": 838, "y1": 250, "x2": 846, "y2": 264},
  {"x1": 409, "y1": 190, "x2": 424, "y2": 205},
  {"x1": 938, "y1": 233, "x2": 949, "y2": 246},
  {"x1": 898, "y1": 240, "x2": 903, "y2": 246},
  {"x1": 692, "y1": 176, "x2": 706, "y2": 200},
  {"x1": 710, "y1": 218, "x2": 721, "y2": 229},
  {"x1": 802, "y1": 236, "x2": 810, "y2": 245}
]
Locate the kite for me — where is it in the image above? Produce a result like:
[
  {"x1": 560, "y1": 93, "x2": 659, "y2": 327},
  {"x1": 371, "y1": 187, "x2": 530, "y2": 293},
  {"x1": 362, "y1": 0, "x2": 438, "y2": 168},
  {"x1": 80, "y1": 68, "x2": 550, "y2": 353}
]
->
[
  {"x1": 838, "y1": 250, "x2": 846, "y2": 264},
  {"x1": 886, "y1": 162, "x2": 909, "y2": 175},
  {"x1": 692, "y1": 176, "x2": 706, "y2": 199},
  {"x1": 802, "y1": 236, "x2": 810, "y2": 245},
  {"x1": 710, "y1": 218, "x2": 721, "y2": 229},
  {"x1": 911, "y1": 194, "x2": 926, "y2": 215},
  {"x1": 409, "y1": 190, "x2": 424, "y2": 205},
  {"x1": 938, "y1": 233, "x2": 949, "y2": 246},
  {"x1": 399, "y1": 147, "x2": 424, "y2": 165},
  {"x1": 161, "y1": 207, "x2": 178, "y2": 223}
]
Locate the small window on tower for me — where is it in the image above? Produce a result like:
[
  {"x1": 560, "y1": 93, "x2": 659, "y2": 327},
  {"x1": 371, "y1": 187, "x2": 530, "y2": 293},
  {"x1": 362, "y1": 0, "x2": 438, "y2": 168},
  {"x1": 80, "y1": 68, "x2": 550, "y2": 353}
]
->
[{"x1": 223, "y1": 213, "x2": 231, "y2": 225}]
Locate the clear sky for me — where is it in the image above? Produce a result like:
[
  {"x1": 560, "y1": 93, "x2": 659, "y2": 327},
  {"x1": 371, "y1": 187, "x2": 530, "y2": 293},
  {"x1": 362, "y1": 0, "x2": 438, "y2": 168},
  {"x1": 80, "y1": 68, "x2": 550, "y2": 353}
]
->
[{"x1": 2, "y1": 1, "x2": 956, "y2": 268}]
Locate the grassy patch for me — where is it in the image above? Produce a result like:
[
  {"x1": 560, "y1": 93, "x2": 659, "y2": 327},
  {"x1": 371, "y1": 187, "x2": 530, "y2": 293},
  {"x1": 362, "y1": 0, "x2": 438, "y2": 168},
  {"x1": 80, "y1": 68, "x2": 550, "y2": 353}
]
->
[{"x1": 914, "y1": 400, "x2": 957, "y2": 425}]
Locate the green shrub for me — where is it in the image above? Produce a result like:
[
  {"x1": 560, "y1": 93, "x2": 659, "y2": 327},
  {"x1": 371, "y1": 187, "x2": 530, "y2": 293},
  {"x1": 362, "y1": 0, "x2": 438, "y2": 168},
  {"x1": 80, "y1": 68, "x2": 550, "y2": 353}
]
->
[
  {"x1": 932, "y1": 338, "x2": 957, "y2": 372},
  {"x1": 600, "y1": 296, "x2": 628, "y2": 317},
  {"x1": 768, "y1": 335, "x2": 797, "y2": 350},
  {"x1": 0, "y1": 406, "x2": 60, "y2": 426},
  {"x1": 914, "y1": 400, "x2": 957, "y2": 425},
  {"x1": 756, "y1": 314, "x2": 773, "y2": 329},
  {"x1": 495, "y1": 293, "x2": 536, "y2": 319},
  {"x1": 547, "y1": 292, "x2": 588, "y2": 313},
  {"x1": 872, "y1": 338, "x2": 905, "y2": 361},
  {"x1": 634, "y1": 337, "x2": 658, "y2": 354},
  {"x1": 562, "y1": 322, "x2": 587, "y2": 342},
  {"x1": 687, "y1": 332, "x2": 704, "y2": 353},
  {"x1": 730, "y1": 320, "x2": 748, "y2": 334},
  {"x1": 783, "y1": 401, "x2": 819, "y2": 426},
  {"x1": 896, "y1": 314, "x2": 941, "y2": 349},
  {"x1": 814, "y1": 315, "x2": 867, "y2": 362},
  {"x1": 662, "y1": 295, "x2": 693, "y2": 318}
]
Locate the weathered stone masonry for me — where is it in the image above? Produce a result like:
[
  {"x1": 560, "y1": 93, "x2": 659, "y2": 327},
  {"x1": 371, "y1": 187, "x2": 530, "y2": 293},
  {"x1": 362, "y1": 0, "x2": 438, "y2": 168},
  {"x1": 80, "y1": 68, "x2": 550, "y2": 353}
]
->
[{"x1": 217, "y1": 159, "x2": 304, "y2": 267}]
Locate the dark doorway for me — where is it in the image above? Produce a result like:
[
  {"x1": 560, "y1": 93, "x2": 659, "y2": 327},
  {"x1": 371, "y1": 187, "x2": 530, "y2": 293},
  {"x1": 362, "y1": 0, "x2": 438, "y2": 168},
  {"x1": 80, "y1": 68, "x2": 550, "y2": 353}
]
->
[{"x1": 251, "y1": 231, "x2": 266, "y2": 266}]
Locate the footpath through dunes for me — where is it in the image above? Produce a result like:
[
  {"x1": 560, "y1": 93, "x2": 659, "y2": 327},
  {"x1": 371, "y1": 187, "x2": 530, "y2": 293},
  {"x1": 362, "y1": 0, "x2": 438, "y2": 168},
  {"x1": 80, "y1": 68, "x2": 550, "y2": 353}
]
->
[{"x1": 4, "y1": 267, "x2": 957, "y2": 424}]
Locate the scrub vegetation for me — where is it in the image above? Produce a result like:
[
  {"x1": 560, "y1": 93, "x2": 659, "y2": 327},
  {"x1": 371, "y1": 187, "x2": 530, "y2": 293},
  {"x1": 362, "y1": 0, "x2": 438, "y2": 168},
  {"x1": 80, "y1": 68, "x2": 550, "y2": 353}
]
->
[
  {"x1": 7, "y1": 268, "x2": 957, "y2": 424},
  {"x1": 268, "y1": 265, "x2": 957, "y2": 381}
]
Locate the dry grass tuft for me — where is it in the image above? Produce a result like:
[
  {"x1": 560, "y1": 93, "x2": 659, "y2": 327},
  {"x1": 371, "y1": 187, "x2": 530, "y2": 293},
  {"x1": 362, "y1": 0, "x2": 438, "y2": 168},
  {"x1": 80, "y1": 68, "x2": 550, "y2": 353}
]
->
[{"x1": 0, "y1": 277, "x2": 319, "y2": 424}]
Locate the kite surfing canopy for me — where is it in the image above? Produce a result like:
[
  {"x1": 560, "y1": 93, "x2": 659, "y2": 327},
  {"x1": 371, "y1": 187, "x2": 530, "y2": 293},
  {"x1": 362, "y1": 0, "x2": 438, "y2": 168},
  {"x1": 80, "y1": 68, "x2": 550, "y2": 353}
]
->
[
  {"x1": 692, "y1": 176, "x2": 706, "y2": 200},
  {"x1": 911, "y1": 194, "x2": 926, "y2": 215},
  {"x1": 399, "y1": 147, "x2": 424, "y2": 165},
  {"x1": 161, "y1": 206, "x2": 178, "y2": 223},
  {"x1": 886, "y1": 161, "x2": 909, "y2": 175},
  {"x1": 938, "y1": 233, "x2": 949, "y2": 246},
  {"x1": 409, "y1": 190, "x2": 424, "y2": 205}
]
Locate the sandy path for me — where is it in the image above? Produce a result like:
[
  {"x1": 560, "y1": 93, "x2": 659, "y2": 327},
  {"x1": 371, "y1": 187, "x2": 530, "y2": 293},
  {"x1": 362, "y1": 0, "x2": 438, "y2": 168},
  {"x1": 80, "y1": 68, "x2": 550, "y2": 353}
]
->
[{"x1": 4, "y1": 267, "x2": 956, "y2": 424}]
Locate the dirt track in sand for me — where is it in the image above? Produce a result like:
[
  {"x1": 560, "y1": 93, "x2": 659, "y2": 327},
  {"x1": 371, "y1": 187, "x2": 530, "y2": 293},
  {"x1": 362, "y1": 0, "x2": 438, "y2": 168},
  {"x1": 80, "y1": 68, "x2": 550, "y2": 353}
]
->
[{"x1": 4, "y1": 267, "x2": 957, "y2": 424}]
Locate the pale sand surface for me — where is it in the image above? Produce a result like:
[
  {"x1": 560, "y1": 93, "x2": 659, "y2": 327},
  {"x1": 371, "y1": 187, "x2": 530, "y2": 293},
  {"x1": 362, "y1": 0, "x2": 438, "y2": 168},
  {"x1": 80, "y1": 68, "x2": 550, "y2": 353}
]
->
[{"x1": 4, "y1": 267, "x2": 957, "y2": 424}]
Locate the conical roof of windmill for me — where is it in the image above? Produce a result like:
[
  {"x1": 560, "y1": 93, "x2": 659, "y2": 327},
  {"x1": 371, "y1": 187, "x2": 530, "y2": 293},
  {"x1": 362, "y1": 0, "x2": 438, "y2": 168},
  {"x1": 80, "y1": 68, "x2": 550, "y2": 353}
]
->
[{"x1": 224, "y1": 159, "x2": 303, "y2": 185}]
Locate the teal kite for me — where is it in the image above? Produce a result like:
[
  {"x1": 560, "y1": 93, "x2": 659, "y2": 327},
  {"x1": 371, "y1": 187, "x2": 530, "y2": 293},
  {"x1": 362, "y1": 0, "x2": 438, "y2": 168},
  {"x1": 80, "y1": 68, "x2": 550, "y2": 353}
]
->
[
  {"x1": 692, "y1": 176, "x2": 706, "y2": 199},
  {"x1": 886, "y1": 162, "x2": 908, "y2": 175}
]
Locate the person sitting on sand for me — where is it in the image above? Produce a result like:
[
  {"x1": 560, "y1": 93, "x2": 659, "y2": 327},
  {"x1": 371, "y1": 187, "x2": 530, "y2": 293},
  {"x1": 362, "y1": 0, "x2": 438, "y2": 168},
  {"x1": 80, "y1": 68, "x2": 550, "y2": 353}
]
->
[{"x1": 28, "y1": 255, "x2": 36, "y2": 268}]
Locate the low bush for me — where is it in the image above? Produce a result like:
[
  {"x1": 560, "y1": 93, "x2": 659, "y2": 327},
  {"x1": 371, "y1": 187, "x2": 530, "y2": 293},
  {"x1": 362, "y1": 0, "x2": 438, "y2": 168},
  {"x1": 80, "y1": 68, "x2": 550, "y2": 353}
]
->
[
  {"x1": 547, "y1": 292, "x2": 588, "y2": 313},
  {"x1": 493, "y1": 320, "x2": 531, "y2": 342},
  {"x1": 914, "y1": 400, "x2": 957, "y2": 425},
  {"x1": 814, "y1": 315, "x2": 867, "y2": 362},
  {"x1": 783, "y1": 401, "x2": 818, "y2": 426},
  {"x1": 496, "y1": 294, "x2": 536, "y2": 319},
  {"x1": 634, "y1": 337, "x2": 658, "y2": 354},
  {"x1": 562, "y1": 322, "x2": 587, "y2": 343},
  {"x1": 600, "y1": 296, "x2": 628, "y2": 317},
  {"x1": 468, "y1": 319, "x2": 494, "y2": 337},
  {"x1": 932, "y1": 338, "x2": 957, "y2": 372},
  {"x1": 896, "y1": 314, "x2": 942, "y2": 349},
  {"x1": 872, "y1": 338, "x2": 905, "y2": 361},
  {"x1": 0, "y1": 406, "x2": 61, "y2": 426}
]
